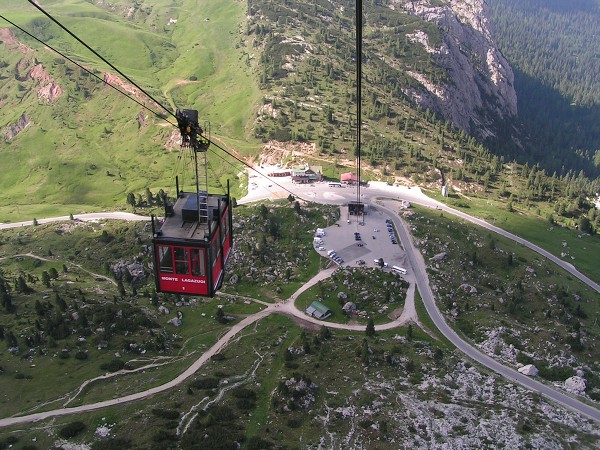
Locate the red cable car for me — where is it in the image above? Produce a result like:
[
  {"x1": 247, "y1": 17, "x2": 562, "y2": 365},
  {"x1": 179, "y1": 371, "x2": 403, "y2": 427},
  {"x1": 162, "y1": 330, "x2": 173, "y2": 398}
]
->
[
  {"x1": 151, "y1": 109, "x2": 233, "y2": 297},
  {"x1": 152, "y1": 188, "x2": 232, "y2": 296}
]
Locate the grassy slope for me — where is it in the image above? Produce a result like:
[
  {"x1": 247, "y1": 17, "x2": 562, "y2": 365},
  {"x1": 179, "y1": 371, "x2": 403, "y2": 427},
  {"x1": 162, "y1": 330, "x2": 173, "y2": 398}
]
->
[
  {"x1": 432, "y1": 191, "x2": 600, "y2": 283},
  {"x1": 407, "y1": 205, "x2": 600, "y2": 373},
  {"x1": 0, "y1": 0, "x2": 260, "y2": 221}
]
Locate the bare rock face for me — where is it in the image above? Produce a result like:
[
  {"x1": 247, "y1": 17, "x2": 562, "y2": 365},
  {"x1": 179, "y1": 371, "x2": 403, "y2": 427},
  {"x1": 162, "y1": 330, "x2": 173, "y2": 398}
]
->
[
  {"x1": 2, "y1": 29, "x2": 63, "y2": 104},
  {"x1": 4, "y1": 113, "x2": 31, "y2": 142},
  {"x1": 390, "y1": 0, "x2": 517, "y2": 140}
]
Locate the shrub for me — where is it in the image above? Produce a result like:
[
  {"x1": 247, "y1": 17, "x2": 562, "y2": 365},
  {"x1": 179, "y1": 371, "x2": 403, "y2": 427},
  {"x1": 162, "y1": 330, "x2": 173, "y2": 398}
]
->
[
  {"x1": 233, "y1": 388, "x2": 257, "y2": 400},
  {"x1": 190, "y1": 377, "x2": 219, "y2": 390},
  {"x1": 538, "y1": 365, "x2": 573, "y2": 382},
  {"x1": 91, "y1": 438, "x2": 132, "y2": 450},
  {"x1": 151, "y1": 408, "x2": 180, "y2": 420},
  {"x1": 286, "y1": 418, "x2": 302, "y2": 428},
  {"x1": 152, "y1": 429, "x2": 176, "y2": 443},
  {"x1": 100, "y1": 359, "x2": 125, "y2": 372},
  {"x1": 359, "y1": 419, "x2": 375, "y2": 429},
  {"x1": 59, "y1": 421, "x2": 86, "y2": 439},
  {"x1": 246, "y1": 436, "x2": 274, "y2": 450},
  {"x1": 236, "y1": 398, "x2": 256, "y2": 410}
]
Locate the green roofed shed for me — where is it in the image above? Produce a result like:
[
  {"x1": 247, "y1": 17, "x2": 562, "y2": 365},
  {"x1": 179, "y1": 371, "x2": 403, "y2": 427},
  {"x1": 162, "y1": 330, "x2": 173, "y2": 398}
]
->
[{"x1": 306, "y1": 300, "x2": 332, "y2": 320}]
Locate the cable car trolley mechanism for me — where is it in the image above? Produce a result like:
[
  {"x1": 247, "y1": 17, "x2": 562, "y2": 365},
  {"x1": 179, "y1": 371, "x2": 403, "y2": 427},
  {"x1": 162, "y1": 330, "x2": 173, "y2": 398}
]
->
[{"x1": 151, "y1": 110, "x2": 233, "y2": 297}]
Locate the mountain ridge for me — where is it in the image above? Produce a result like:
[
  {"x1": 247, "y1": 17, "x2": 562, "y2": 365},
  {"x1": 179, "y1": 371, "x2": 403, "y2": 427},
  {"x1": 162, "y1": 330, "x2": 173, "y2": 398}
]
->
[{"x1": 395, "y1": 0, "x2": 518, "y2": 139}]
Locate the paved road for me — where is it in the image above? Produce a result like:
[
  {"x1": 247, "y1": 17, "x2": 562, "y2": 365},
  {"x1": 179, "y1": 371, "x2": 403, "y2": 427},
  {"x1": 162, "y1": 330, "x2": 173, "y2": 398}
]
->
[
  {"x1": 377, "y1": 201, "x2": 600, "y2": 423},
  {"x1": 0, "y1": 212, "x2": 148, "y2": 230},
  {"x1": 434, "y1": 204, "x2": 600, "y2": 293},
  {"x1": 247, "y1": 177, "x2": 599, "y2": 294}
]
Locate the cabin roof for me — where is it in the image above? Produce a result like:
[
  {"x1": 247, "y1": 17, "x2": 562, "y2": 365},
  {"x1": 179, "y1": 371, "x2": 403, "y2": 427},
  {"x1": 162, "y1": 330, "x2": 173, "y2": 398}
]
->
[{"x1": 157, "y1": 191, "x2": 226, "y2": 242}]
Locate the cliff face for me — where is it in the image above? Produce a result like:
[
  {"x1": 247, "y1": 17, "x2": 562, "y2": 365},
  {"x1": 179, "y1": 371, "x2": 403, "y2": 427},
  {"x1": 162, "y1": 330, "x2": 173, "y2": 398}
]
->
[{"x1": 390, "y1": 0, "x2": 517, "y2": 139}]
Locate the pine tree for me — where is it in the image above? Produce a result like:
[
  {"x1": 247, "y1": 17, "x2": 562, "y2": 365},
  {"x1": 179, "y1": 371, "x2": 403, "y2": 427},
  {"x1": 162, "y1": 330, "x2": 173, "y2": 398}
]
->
[{"x1": 365, "y1": 318, "x2": 375, "y2": 337}]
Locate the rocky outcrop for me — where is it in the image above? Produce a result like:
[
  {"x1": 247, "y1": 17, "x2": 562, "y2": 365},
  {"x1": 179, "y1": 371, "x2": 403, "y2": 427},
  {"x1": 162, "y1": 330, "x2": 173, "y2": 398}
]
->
[
  {"x1": 390, "y1": 0, "x2": 517, "y2": 140},
  {"x1": 4, "y1": 113, "x2": 31, "y2": 142},
  {"x1": 4, "y1": 31, "x2": 63, "y2": 103},
  {"x1": 0, "y1": 28, "x2": 29, "y2": 53},
  {"x1": 103, "y1": 72, "x2": 139, "y2": 97},
  {"x1": 28, "y1": 63, "x2": 63, "y2": 102}
]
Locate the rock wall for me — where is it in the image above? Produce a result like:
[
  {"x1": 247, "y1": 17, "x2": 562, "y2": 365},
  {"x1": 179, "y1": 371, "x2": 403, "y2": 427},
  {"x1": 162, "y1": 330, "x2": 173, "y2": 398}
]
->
[{"x1": 391, "y1": 0, "x2": 517, "y2": 139}]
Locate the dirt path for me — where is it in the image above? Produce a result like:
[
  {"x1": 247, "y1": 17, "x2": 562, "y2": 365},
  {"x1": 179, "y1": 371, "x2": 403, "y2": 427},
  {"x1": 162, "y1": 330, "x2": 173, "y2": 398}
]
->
[{"x1": 0, "y1": 252, "x2": 117, "y2": 287}]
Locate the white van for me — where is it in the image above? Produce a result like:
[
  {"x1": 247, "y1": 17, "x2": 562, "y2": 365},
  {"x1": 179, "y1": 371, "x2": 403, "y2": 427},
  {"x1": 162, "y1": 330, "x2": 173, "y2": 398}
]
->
[
  {"x1": 373, "y1": 259, "x2": 388, "y2": 268},
  {"x1": 392, "y1": 266, "x2": 407, "y2": 275}
]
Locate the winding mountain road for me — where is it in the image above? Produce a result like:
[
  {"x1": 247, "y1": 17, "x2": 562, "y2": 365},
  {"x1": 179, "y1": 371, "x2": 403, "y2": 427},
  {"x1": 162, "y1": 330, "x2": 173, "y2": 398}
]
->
[
  {"x1": 0, "y1": 212, "x2": 148, "y2": 230},
  {"x1": 377, "y1": 201, "x2": 600, "y2": 423},
  {"x1": 0, "y1": 180, "x2": 598, "y2": 427}
]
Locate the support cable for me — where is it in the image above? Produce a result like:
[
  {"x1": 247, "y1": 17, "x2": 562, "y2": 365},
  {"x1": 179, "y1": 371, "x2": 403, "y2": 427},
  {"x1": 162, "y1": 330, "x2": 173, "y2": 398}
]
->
[
  {"x1": 0, "y1": 14, "x2": 176, "y2": 128},
  {"x1": 27, "y1": 0, "x2": 177, "y2": 121},
  {"x1": 10, "y1": 4, "x2": 312, "y2": 203},
  {"x1": 355, "y1": 0, "x2": 363, "y2": 219}
]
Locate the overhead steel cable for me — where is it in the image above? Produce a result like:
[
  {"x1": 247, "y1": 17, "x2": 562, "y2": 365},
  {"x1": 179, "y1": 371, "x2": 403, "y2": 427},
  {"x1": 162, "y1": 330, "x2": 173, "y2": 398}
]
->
[
  {"x1": 27, "y1": 0, "x2": 177, "y2": 122},
  {"x1": 0, "y1": 14, "x2": 176, "y2": 127},
  {"x1": 16, "y1": 2, "x2": 311, "y2": 203},
  {"x1": 208, "y1": 141, "x2": 311, "y2": 203},
  {"x1": 355, "y1": 0, "x2": 363, "y2": 215}
]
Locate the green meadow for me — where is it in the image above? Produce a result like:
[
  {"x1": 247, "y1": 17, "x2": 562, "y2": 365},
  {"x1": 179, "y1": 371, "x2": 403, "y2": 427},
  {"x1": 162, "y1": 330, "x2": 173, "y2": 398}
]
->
[
  {"x1": 0, "y1": 0, "x2": 261, "y2": 222},
  {"x1": 430, "y1": 191, "x2": 600, "y2": 283}
]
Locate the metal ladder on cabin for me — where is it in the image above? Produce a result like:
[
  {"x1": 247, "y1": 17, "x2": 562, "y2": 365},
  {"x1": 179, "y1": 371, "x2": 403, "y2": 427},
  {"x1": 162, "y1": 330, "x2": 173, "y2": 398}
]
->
[{"x1": 195, "y1": 142, "x2": 209, "y2": 224}]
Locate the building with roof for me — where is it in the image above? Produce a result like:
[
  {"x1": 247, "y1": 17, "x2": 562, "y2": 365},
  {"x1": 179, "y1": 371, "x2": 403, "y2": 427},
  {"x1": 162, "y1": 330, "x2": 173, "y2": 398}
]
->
[
  {"x1": 292, "y1": 175, "x2": 311, "y2": 184},
  {"x1": 308, "y1": 166, "x2": 323, "y2": 181},
  {"x1": 340, "y1": 172, "x2": 358, "y2": 185},
  {"x1": 305, "y1": 300, "x2": 332, "y2": 320}
]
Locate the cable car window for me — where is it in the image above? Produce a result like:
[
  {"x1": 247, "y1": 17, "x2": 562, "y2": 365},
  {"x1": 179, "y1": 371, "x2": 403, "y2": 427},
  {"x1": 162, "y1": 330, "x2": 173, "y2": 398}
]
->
[
  {"x1": 190, "y1": 248, "x2": 205, "y2": 277},
  {"x1": 158, "y1": 246, "x2": 173, "y2": 273},
  {"x1": 221, "y1": 211, "x2": 229, "y2": 245},
  {"x1": 211, "y1": 236, "x2": 220, "y2": 267},
  {"x1": 174, "y1": 247, "x2": 189, "y2": 275}
]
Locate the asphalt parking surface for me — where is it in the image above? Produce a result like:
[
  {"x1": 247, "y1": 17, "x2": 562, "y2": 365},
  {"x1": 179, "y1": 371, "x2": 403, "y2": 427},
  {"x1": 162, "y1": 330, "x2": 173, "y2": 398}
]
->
[{"x1": 315, "y1": 204, "x2": 409, "y2": 271}]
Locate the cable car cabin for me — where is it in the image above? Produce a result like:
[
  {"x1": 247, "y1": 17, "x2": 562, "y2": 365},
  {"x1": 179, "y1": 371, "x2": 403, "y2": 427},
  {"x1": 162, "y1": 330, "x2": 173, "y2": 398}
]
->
[{"x1": 152, "y1": 190, "x2": 232, "y2": 297}]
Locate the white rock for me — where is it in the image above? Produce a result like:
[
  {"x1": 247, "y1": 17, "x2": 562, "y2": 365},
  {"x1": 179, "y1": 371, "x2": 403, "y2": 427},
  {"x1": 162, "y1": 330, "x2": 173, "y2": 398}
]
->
[
  {"x1": 564, "y1": 376, "x2": 586, "y2": 395},
  {"x1": 95, "y1": 425, "x2": 111, "y2": 437},
  {"x1": 168, "y1": 317, "x2": 182, "y2": 327},
  {"x1": 518, "y1": 364, "x2": 538, "y2": 376}
]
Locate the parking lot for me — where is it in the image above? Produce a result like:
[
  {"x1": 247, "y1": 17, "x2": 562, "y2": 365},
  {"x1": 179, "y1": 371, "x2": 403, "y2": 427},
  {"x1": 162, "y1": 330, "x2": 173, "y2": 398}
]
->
[{"x1": 314, "y1": 204, "x2": 409, "y2": 272}]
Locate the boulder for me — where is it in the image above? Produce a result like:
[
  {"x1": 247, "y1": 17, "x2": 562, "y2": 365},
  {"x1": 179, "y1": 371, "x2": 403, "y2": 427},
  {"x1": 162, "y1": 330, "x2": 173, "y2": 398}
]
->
[
  {"x1": 459, "y1": 284, "x2": 478, "y2": 295},
  {"x1": 342, "y1": 302, "x2": 357, "y2": 313},
  {"x1": 429, "y1": 252, "x2": 447, "y2": 262},
  {"x1": 518, "y1": 364, "x2": 538, "y2": 376},
  {"x1": 564, "y1": 376, "x2": 586, "y2": 395},
  {"x1": 167, "y1": 317, "x2": 182, "y2": 327}
]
